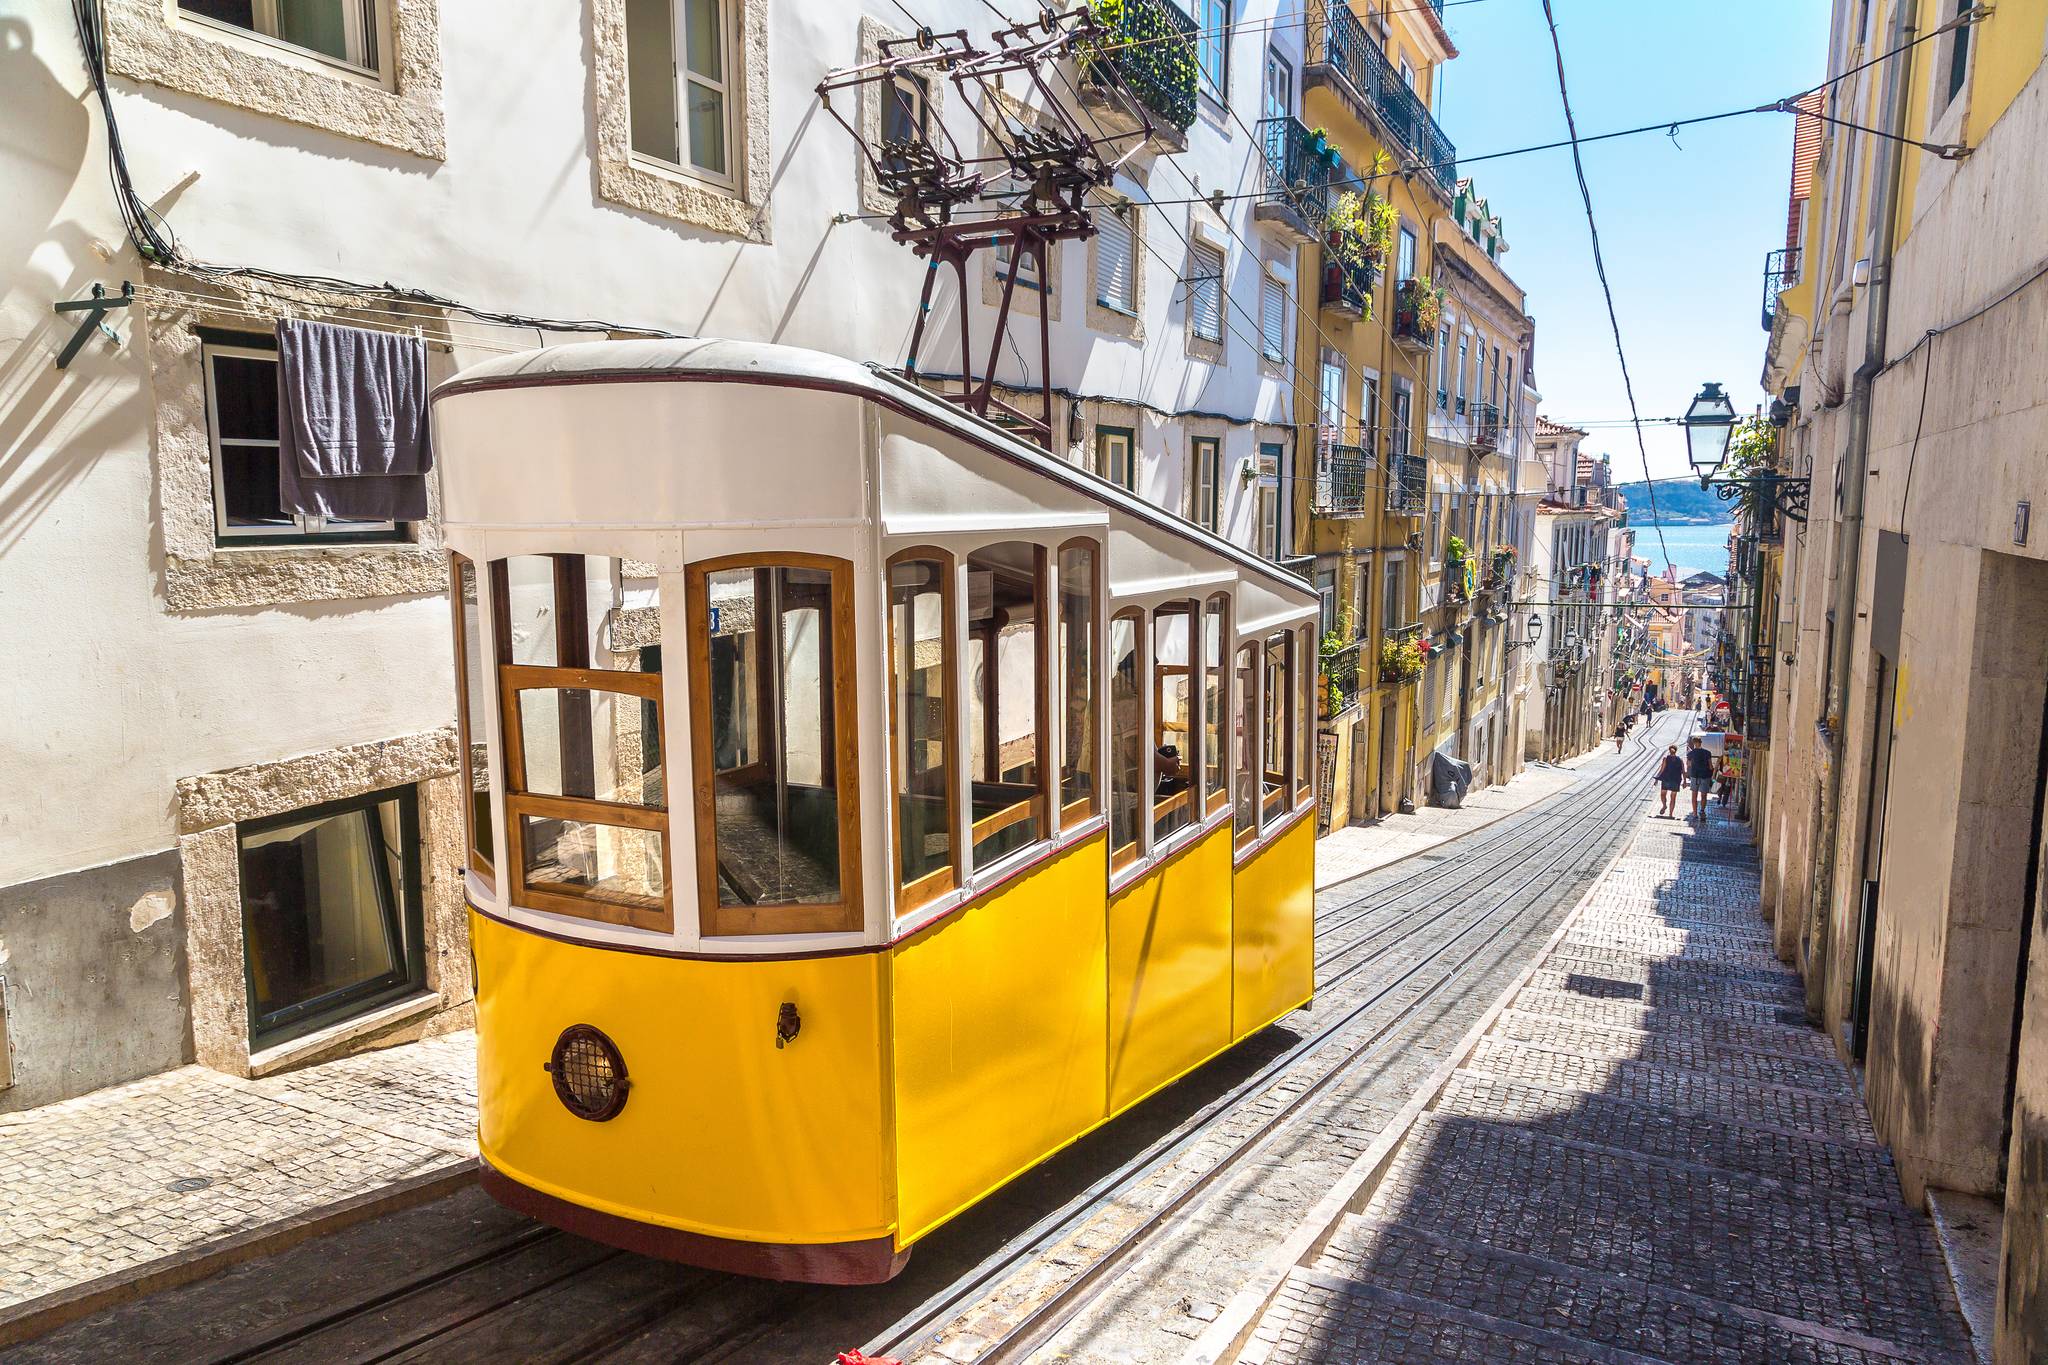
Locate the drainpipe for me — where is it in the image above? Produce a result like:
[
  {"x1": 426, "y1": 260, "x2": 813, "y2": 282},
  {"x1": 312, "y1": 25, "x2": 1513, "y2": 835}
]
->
[{"x1": 1804, "y1": 0, "x2": 1916, "y2": 1018}]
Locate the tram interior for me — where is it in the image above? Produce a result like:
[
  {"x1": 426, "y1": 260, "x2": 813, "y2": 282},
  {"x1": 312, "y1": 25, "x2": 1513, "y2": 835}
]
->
[
  {"x1": 705, "y1": 566, "x2": 843, "y2": 907},
  {"x1": 964, "y1": 543, "x2": 1044, "y2": 867}
]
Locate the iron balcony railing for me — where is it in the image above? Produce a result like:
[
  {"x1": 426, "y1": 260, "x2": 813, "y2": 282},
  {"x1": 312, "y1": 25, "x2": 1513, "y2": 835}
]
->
[
  {"x1": 1321, "y1": 640, "x2": 1364, "y2": 719},
  {"x1": 1384, "y1": 449, "x2": 1426, "y2": 514},
  {"x1": 1089, "y1": 0, "x2": 1200, "y2": 133},
  {"x1": 1256, "y1": 115, "x2": 1335, "y2": 234},
  {"x1": 1311, "y1": 443, "x2": 1373, "y2": 517},
  {"x1": 1305, "y1": 0, "x2": 1457, "y2": 196},
  {"x1": 1279, "y1": 553, "x2": 1316, "y2": 581},
  {"x1": 1471, "y1": 401, "x2": 1501, "y2": 452},
  {"x1": 1320, "y1": 251, "x2": 1374, "y2": 317},
  {"x1": 1762, "y1": 246, "x2": 1802, "y2": 331}
]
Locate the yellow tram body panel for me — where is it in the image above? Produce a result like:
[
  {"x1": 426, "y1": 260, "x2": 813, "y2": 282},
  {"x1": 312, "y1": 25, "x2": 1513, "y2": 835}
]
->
[
  {"x1": 1106, "y1": 822, "x2": 1238, "y2": 1114},
  {"x1": 888, "y1": 833, "x2": 1111, "y2": 1246},
  {"x1": 471, "y1": 910, "x2": 893, "y2": 1247},
  {"x1": 1230, "y1": 815, "x2": 1317, "y2": 1037}
]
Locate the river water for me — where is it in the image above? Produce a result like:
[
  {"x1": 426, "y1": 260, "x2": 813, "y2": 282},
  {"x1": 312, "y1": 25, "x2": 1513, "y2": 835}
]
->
[{"x1": 1633, "y1": 521, "x2": 1732, "y2": 579}]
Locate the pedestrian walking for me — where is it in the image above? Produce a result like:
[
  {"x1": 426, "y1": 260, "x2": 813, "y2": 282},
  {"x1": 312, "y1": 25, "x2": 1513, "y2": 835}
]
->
[
  {"x1": 1684, "y1": 736, "x2": 1717, "y2": 821},
  {"x1": 1653, "y1": 745, "x2": 1684, "y2": 818}
]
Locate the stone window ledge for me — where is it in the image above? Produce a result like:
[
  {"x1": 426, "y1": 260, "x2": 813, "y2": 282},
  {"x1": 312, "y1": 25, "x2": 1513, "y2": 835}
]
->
[
  {"x1": 102, "y1": 0, "x2": 446, "y2": 159},
  {"x1": 592, "y1": 0, "x2": 772, "y2": 242},
  {"x1": 245, "y1": 989, "x2": 441, "y2": 1077}
]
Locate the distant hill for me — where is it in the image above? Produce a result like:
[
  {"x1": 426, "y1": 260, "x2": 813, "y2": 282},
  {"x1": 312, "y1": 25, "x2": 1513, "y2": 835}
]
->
[{"x1": 1614, "y1": 480, "x2": 1732, "y2": 525}]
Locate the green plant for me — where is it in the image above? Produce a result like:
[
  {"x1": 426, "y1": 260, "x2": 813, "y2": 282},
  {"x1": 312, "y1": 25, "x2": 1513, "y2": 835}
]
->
[
  {"x1": 1398, "y1": 275, "x2": 1445, "y2": 334},
  {"x1": 1724, "y1": 414, "x2": 1775, "y2": 476},
  {"x1": 1445, "y1": 534, "x2": 1468, "y2": 563},
  {"x1": 1080, "y1": 0, "x2": 1198, "y2": 131},
  {"x1": 1379, "y1": 634, "x2": 1423, "y2": 682}
]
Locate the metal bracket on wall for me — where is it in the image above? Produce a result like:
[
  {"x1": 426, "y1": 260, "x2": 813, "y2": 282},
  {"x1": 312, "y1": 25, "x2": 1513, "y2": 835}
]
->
[{"x1": 52, "y1": 282, "x2": 134, "y2": 369}]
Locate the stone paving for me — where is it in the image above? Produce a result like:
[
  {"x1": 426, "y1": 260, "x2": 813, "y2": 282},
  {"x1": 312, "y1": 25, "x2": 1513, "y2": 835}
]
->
[
  {"x1": 1237, "y1": 809, "x2": 1977, "y2": 1365},
  {"x1": 0, "y1": 1031, "x2": 476, "y2": 1322}
]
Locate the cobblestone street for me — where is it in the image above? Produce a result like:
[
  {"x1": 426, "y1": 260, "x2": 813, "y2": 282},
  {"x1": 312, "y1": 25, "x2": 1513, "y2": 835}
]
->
[
  {"x1": 0, "y1": 1033, "x2": 476, "y2": 1338},
  {"x1": 1237, "y1": 808, "x2": 1976, "y2": 1364}
]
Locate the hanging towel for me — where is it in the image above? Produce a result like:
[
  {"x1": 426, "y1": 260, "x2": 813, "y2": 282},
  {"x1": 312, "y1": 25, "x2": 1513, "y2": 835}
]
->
[{"x1": 276, "y1": 319, "x2": 433, "y2": 523}]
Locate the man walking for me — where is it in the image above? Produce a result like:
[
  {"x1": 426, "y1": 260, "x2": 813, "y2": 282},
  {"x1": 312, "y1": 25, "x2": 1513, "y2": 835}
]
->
[{"x1": 1684, "y1": 736, "x2": 1717, "y2": 821}]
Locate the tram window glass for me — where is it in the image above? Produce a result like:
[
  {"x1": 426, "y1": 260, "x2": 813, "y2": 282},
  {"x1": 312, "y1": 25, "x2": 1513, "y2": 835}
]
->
[
  {"x1": 888, "y1": 552, "x2": 958, "y2": 911},
  {"x1": 690, "y1": 560, "x2": 858, "y2": 935},
  {"x1": 450, "y1": 555, "x2": 494, "y2": 885},
  {"x1": 494, "y1": 554, "x2": 672, "y2": 931},
  {"x1": 1153, "y1": 604, "x2": 1196, "y2": 843},
  {"x1": 1233, "y1": 642, "x2": 1259, "y2": 847},
  {"x1": 1295, "y1": 624, "x2": 1314, "y2": 808},
  {"x1": 1109, "y1": 611, "x2": 1142, "y2": 871},
  {"x1": 1262, "y1": 633, "x2": 1292, "y2": 824},
  {"x1": 966, "y1": 543, "x2": 1047, "y2": 867},
  {"x1": 1058, "y1": 542, "x2": 1099, "y2": 822},
  {"x1": 1203, "y1": 596, "x2": 1228, "y2": 815}
]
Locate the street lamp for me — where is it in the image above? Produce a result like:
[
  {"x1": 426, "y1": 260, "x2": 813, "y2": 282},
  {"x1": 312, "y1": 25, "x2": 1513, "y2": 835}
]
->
[
  {"x1": 1683, "y1": 382, "x2": 1737, "y2": 481},
  {"x1": 1507, "y1": 609, "x2": 1543, "y2": 652}
]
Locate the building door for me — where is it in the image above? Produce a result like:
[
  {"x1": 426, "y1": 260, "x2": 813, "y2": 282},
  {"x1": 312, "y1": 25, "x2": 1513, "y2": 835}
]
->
[
  {"x1": 1379, "y1": 701, "x2": 1401, "y2": 813},
  {"x1": 1351, "y1": 722, "x2": 1372, "y2": 823},
  {"x1": 1850, "y1": 657, "x2": 1898, "y2": 1063}
]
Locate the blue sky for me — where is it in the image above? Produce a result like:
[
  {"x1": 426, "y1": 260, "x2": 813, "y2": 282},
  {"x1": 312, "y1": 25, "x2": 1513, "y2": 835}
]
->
[{"x1": 1431, "y1": 0, "x2": 1833, "y2": 484}]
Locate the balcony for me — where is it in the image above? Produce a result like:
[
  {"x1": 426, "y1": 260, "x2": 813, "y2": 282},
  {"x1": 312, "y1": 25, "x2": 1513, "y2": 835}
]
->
[
  {"x1": 1279, "y1": 553, "x2": 1317, "y2": 581},
  {"x1": 1304, "y1": 0, "x2": 1458, "y2": 199},
  {"x1": 1079, "y1": 0, "x2": 1199, "y2": 149},
  {"x1": 1255, "y1": 116, "x2": 1336, "y2": 244},
  {"x1": 1384, "y1": 449, "x2": 1426, "y2": 515},
  {"x1": 1311, "y1": 443, "x2": 1373, "y2": 517},
  {"x1": 1320, "y1": 640, "x2": 1364, "y2": 719},
  {"x1": 1392, "y1": 277, "x2": 1439, "y2": 351},
  {"x1": 1470, "y1": 401, "x2": 1501, "y2": 453},
  {"x1": 1761, "y1": 247, "x2": 1802, "y2": 332},
  {"x1": 1320, "y1": 248, "x2": 1376, "y2": 319}
]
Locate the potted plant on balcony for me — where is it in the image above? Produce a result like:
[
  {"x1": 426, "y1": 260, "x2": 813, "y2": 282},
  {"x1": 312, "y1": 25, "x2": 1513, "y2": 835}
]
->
[
  {"x1": 1308, "y1": 125, "x2": 1331, "y2": 157},
  {"x1": 1379, "y1": 634, "x2": 1423, "y2": 683},
  {"x1": 1395, "y1": 274, "x2": 1444, "y2": 344},
  {"x1": 1444, "y1": 534, "x2": 1469, "y2": 601}
]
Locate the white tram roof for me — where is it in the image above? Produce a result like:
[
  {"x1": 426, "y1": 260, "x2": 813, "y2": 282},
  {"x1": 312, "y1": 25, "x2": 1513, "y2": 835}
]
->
[{"x1": 433, "y1": 338, "x2": 1315, "y2": 623}]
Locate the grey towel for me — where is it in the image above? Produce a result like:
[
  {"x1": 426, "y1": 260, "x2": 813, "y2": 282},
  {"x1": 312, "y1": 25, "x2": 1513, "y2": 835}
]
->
[{"x1": 276, "y1": 319, "x2": 433, "y2": 523}]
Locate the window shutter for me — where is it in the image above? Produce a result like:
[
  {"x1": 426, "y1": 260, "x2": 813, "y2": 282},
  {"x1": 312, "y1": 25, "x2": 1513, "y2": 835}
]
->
[
  {"x1": 1189, "y1": 243, "x2": 1225, "y2": 343},
  {"x1": 1097, "y1": 208, "x2": 1135, "y2": 311},
  {"x1": 1260, "y1": 276, "x2": 1286, "y2": 361}
]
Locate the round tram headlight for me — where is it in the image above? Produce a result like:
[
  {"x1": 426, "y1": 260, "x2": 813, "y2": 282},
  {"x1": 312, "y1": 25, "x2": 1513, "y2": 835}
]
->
[{"x1": 545, "y1": 1024, "x2": 630, "y2": 1122}]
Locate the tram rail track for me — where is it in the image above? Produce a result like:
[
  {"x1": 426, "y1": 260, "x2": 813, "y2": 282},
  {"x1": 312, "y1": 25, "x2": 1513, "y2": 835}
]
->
[
  {"x1": 861, "y1": 715, "x2": 1677, "y2": 1363},
  {"x1": 107, "y1": 719, "x2": 1674, "y2": 1365}
]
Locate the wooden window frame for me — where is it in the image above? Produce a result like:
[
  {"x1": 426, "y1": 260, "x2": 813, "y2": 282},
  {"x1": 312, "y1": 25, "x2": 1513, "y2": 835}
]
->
[
  {"x1": 500, "y1": 662, "x2": 671, "y2": 932},
  {"x1": 449, "y1": 552, "x2": 494, "y2": 889},
  {"x1": 686, "y1": 552, "x2": 863, "y2": 938},
  {"x1": 1056, "y1": 538, "x2": 1104, "y2": 826},
  {"x1": 887, "y1": 546, "x2": 963, "y2": 914},
  {"x1": 491, "y1": 555, "x2": 673, "y2": 932},
  {"x1": 1204, "y1": 594, "x2": 1231, "y2": 817},
  {"x1": 1151, "y1": 601, "x2": 1199, "y2": 845},
  {"x1": 1190, "y1": 436, "x2": 1221, "y2": 532},
  {"x1": 1110, "y1": 607, "x2": 1146, "y2": 873},
  {"x1": 1233, "y1": 639, "x2": 1262, "y2": 851},
  {"x1": 1096, "y1": 426, "x2": 1136, "y2": 491},
  {"x1": 963, "y1": 542, "x2": 1051, "y2": 871},
  {"x1": 1294, "y1": 623, "x2": 1314, "y2": 808},
  {"x1": 1261, "y1": 630, "x2": 1293, "y2": 827}
]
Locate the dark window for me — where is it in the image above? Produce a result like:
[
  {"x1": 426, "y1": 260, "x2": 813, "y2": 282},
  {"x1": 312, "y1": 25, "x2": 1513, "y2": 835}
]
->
[
  {"x1": 238, "y1": 786, "x2": 424, "y2": 1047},
  {"x1": 201, "y1": 337, "x2": 403, "y2": 546},
  {"x1": 1945, "y1": 0, "x2": 1971, "y2": 108}
]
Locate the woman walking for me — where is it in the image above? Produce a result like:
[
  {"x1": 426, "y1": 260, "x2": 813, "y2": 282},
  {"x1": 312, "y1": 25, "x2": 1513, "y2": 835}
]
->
[{"x1": 1653, "y1": 744, "x2": 1684, "y2": 818}]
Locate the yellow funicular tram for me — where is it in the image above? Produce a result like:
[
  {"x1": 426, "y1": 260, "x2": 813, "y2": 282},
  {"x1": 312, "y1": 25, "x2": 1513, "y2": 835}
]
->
[{"x1": 433, "y1": 339, "x2": 1318, "y2": 1282}]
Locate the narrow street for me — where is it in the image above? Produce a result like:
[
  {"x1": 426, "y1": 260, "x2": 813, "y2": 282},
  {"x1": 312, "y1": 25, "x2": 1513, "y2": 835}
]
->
[{"x1": 10, "y1": 715, "x2": 1688, "y2": 1364}]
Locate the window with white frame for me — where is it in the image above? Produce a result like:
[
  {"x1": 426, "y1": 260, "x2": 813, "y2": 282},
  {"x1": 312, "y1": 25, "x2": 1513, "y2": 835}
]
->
[
  {"x1": 1095, "y1": 202, "x2": 1138, "y2": 313},
  {"x1": 1397, "y1": 226, "x2": 1417, "y2": 284},
  {"x1": 1194, "y1": 0, "x2": 1229, "y2": 100},
  {"x1": 1391, "y1": 380, "x2": 1413, "y2": 459},
  {"x1": 178, "y1": 0, "x2": 385, "y2": 74},
  {"x1": 1187, "y1": 241, "x2": 1226, "y2": 345},
  {"x1": 1455, "y1": 329, "x2": 1470, "y2": 414},
  {"x1": 1317, "y1": 568, "x2": 1337, "y2": 637},
  {"x1": 625, "y1": 0, "x2": 738, "y2": 185},
  {"x1": 1190, "y1": 437, "x2": 1221, "y2": 531},
  {"x1": 200, "y1": 333, "x2": 401, "y2": 545},
  {"x1": 1383, "y1": 555, "x2": 1405, "y2": 630},
  {"x1": 1259, "y1": 272, "x2": 1288, "y2": 363},
  {"x1": 1435, "y1": 325, "x2": 1449, "y2": 409},
  {"x1": 1361, "y1": 372, "x2": 1379, "y2": 456}
]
